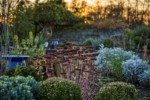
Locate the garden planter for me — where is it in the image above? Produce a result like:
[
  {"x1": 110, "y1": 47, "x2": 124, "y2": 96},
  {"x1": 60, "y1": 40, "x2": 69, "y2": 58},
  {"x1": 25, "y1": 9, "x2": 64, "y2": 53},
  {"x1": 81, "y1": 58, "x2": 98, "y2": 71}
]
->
[{"x1": 2, "y1": 55, "x2": 29, "y2": 71}]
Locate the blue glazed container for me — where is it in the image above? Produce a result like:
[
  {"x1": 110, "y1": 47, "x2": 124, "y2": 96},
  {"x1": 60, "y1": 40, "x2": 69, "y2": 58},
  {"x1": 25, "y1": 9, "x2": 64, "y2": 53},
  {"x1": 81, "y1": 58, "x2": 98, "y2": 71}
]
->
[{"x1": 2, "y1": 55, "x2": 29, "y2": 71}]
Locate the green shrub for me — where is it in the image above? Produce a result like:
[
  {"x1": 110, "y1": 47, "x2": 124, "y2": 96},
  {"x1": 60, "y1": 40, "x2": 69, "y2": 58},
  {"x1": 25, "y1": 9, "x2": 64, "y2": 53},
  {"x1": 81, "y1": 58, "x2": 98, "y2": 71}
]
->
[
  {"x1": 0, "y1": 76, "x2": 40, "y2": 100},
  {"x1": 132, "y1": 25, "x2": 150, "y2": 49},
  {"x1": 95, "y1": 82, "x2": 137, "y2": 100},
  {"x1": 103, "y1": 39, "x2": 114, "y2": 48},
  {"x1": 40, "y1": 77, "x2": 82, "y2": 100},
  {"x1": 6, "y1": 66, "x2": 42, "y2": 81}
]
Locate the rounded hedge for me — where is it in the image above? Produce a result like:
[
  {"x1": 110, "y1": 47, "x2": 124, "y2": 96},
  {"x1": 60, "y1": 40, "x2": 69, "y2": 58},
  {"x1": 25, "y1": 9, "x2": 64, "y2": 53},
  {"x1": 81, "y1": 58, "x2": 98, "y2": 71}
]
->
[
  {"x1": 40, "y1": 77, "x2": 82, "y2": 100},
  {"x1": 95, "y1": 82, "x2": 137, "y2": 100},
  {"x1": 6, "y1": 66, "x2": 42, "y2": 81},
  {"x1": 0, "y1": 76, "x2": 40, "y2": 100}
]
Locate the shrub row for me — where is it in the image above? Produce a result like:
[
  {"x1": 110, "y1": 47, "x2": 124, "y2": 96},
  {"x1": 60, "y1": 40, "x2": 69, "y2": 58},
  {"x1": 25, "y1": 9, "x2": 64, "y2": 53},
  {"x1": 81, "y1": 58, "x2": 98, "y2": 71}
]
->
[{"x1": 0, "y1": 76, "x2": 82, "y2": 100}]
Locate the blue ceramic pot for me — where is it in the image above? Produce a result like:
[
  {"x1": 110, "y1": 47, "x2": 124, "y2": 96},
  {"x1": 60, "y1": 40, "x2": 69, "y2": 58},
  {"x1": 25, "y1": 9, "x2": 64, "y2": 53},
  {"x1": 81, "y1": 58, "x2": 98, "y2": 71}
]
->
[{"x1": 2, "y1": 55, "x2": 29, "y2": 71}]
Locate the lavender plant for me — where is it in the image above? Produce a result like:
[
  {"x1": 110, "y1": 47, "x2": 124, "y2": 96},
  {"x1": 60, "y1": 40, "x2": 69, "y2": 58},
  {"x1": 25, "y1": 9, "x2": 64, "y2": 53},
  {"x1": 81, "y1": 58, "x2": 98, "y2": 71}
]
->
[
  {"x1": 138, "y1": 69, "x2": 150, "y2": 87},
  {"x1": 122, "y1": 58, "x2": 149, "y2": 83}
]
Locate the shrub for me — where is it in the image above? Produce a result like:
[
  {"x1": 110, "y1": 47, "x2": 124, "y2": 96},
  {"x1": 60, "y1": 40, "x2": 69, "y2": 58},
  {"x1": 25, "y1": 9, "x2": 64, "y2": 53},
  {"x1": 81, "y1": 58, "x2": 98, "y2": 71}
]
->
[
  {"x1": 131, "y1": 25, "x2": 150, "y2": 49},
  {"x1": 40, "y1": 77, "x2": 82, "y2": 100},
  {"x1": 95, "y1": 47, "x2": 136, "y2": 79},
  {"x1": 122, "y1": 58, "x2": 149, "y2": 83},
  {"x1": 103, "y1": 39, "x2": 114, "y2": 48},
  {"x1": 83, "y1": 38, "x2": 102, "y2": 49},
  {"x1": 6, "y1": 66, "x2": 42, "y2": 81},
  {"x1": 92, "y1": 18, "x2": 128, "y2": 30},
  {"x1": 0, "y1": 76, "x2": 40, "y2": 100},
  {"x1": 138, "y1": 69, "x2": 150, "y2": 87},
  {"x1": 95, "y1": 82, "x2": 137, "y2": 100}
]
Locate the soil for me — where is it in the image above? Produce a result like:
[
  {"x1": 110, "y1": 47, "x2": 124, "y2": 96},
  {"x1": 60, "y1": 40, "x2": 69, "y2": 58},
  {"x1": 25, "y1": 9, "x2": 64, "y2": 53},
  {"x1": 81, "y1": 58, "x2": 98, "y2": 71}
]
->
[{"x1": 137, "y1": 87, "x2": 150, "y2": 100}]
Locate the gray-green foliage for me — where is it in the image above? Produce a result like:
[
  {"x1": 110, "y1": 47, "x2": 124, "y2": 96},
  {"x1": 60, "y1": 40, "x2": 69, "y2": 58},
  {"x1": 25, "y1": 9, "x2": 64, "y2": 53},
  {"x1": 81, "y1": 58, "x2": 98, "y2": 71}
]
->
[
  {"x1": 40, "y1": 77, "x2": 82, "y2": 100},
  {"x1": 95, "y1": 82, "x2": 137, "y2": 100},
  {"x1": 122, "y1": 58, "x2": 149, "y2": 84},
  {"x1": 83, "y1": 38, "x2": 102, "y2": 49},
  {"x1": 138, "y1": 69, "x2": 150, "y2": 87},
  {"x1": 0, "y1": 76, "x2": 40, "y2": 100}
]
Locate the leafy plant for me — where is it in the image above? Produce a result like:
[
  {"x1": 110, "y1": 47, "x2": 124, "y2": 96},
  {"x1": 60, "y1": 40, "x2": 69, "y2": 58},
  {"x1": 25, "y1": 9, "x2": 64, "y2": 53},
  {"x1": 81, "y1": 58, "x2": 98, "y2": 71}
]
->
[
  {"x1": 40, "y1": 77, "x2": 82, "y2": 100},
  {"x1": 95, "y1": 82, "x2": 137, "y2": 100},
  {"x1": 6, "y1": 66, "x2": 42, "y2": 81},
  {"x1": 83, "y1": 38, "x2": 102, "y2": 49},
  {"x1": 10, "y1": 32, "x2": 45, "y2": 58},
  {"x1": 123, "y1": 29, "x2": 135, "y2": 50},
  {"x1": 28, "y1": 56, "x2": 47, "y2": 80},
  {"x1": 122, "y1": 58, "x2": 149, "y2": 84},
  {"x1": 126, "y1": 25, "x2": 150, "y2": 49},
  {"x1": 0, "y1": 76, "x2": 40, "y2": 100},
  {"x1": 95, "y1": 47, "x2": 136, "y2": 80},
  {"x1": 138, "y1": 69, "x2": 150, "y2": 87},
  {"x1": 103, "y1": 39, "x2": 114, "y2": 48}
]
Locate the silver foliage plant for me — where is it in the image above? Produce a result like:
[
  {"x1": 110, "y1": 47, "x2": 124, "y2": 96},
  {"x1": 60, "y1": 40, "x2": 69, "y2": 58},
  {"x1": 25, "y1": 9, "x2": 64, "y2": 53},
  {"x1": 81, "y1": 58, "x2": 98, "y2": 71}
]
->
[
  {"x1": 122, "y1": 58, "x2": 149, "y2": 83},
  {"x1": 138, "y1": 69, "x2": 150, "y2": 87},
  {"x1": 95, "y1": 46, "x2": 137, "y2": 73}
]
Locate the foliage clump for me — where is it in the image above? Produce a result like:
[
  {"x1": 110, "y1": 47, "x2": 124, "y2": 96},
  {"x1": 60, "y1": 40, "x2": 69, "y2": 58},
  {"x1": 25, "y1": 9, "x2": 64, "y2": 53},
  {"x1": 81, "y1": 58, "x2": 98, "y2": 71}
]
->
[
  {"x1": 11, "y1": 32, "x2": 45, "y2": 58},
  {"x1": 138, "y1": 69, "x2": 150, "y2": 87},
  {"x1": 6, "y1": 66, "x2": 42, "y2": 81},
  {"x1": 103, "y1": 39, "x2": 114, "y2": 48},
  {"x1": 122, "y1": 58, "x2": 149, "y2": 83},
  {"x1": 40, "y1": 77, "x2": 82, "y2": 100},
  {"x1": 95, "y1": 47, "x2": 136, "y2": 79},
  {"x1": 28, "y1": 56, "x2": 47, "y2": 80},
  {"x1": 83, "y1": 38, "x2": 102, "y2": 49},
  {"x1": 0, "y1": 76, "x2": 40, "y2": 100},
  {"x1": 33, "y1": 3, "x2": 81, "y2": 27},
  {"x1": 95, "y1": 82, "x2": 137, "y2": 100}
]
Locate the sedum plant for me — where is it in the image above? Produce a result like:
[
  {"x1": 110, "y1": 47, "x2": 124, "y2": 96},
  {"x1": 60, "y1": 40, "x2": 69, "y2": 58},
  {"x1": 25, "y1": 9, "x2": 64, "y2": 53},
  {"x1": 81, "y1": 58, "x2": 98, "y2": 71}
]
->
[
  {"x1": 138, "y1": 69, "x2": 150, "y2": 87},
  {"x1": 122, "y1": 58, "x2": 149, "y2": 84},
  {"x1": 0, "y1": 76, "x2": 40, "y2": 100},
  {"x1": 95, "y1": 82, "x2": 137, "y2": 100},
  {"x1": 40, "y1": 77, "x2": 82, "y2": 100}
]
